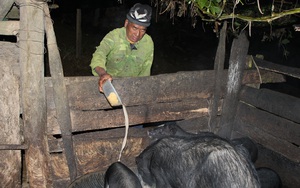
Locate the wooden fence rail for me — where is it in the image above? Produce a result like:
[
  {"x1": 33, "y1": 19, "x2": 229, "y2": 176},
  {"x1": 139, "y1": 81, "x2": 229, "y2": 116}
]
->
[
  {"x1": 45, "y1": 70, "x2": 286, "y2": 186},
  {"x1": 45, "y1": 70, "x2": 285, "y2": 135},
  {"x1": 233, "y1": 85, "x2": 300, "y2": 188}
]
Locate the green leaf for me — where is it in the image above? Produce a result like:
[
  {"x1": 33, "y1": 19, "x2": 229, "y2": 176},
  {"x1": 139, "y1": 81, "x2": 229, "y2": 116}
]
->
[
  {"x1": 197, "y1": 0, "x2": 206, "y2": 9},
  {"x1": 281, "y1": 39, "x2": 290, "y2": 45},
  {"x1": 210, "y1": 6, "x2": 221, "y2": 14}
]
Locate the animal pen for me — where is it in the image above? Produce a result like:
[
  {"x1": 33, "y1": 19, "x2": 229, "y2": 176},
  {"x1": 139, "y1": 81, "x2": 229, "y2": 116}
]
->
[{"x1": 1, "y1": 1, "x2": 300, "y2": 188}]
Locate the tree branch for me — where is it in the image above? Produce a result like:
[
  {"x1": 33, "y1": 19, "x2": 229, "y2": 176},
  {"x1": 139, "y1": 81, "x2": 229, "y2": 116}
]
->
[{"x1": 204, "y1": 8, "x2": 300, "y2": 23}]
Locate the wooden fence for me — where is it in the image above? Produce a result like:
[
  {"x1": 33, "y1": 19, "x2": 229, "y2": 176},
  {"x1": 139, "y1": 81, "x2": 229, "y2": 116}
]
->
[
  {"x1": 44, "y1": 69, "x2": 286, "y2": 187},
  {"x1": 232, "y1": 86, "x2": 300, "y2": 188},
  {"x1": 1, "y1": 1, "x2": 300, "y2": 188}
]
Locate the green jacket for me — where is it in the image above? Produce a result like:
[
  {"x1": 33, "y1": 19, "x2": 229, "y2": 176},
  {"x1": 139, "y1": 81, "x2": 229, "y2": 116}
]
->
[{"x1": 90, "y1": 27, "x2": 154, "y2": 77}]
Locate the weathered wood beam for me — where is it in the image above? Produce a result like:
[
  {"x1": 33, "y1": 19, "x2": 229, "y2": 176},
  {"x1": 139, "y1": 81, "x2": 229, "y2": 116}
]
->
[
  {"x1": 49, "y1": 116, "x2": 213, "y2": 187},
  {"x1": 49, "y1": 116, "x2": 214, "y2": 187},
  {"x1": 44, "y1": 3, "x2": 77, "y2": 182},
  {"x1": 253, "y1": 69, "x2": 286, "y2": 83},
  {"x1": 0, "y1": 144, "x2": 28, "y2": 150},
  {"x1": 49, "y1": 127, "x2": 151, "y2": 187},
  {"x1": 234, "y1": 102, "x2": 300, "y2": 163},
  {"x1": 210, "y1": 21, "x2": 227, "y2": 132},
  {"x1": 236, "y1": 102, "x2": 300, "y2": 147},
  {"x1": 0, "y1": 39, "x2": 22, "y2": 188},
  {"x1": 47, "y1": 98, "x2": 209, "y2": 135},
  {"x1": 19, "y1": 1, "x2": 50, "y2": 187},
  {"x1": 46, "y1": 70, "x2": 285, "y2": 136},
  {"x1": 48, "y1": 116, "x2": 211, "y2": 154},
  {"x1": 0, "y1": 42, "x2": 19, "y2": 77},
  {"x1": 217, "y1": 31, "x2": 250, "y2": 139},
  {"x1": 255, "y1": 145, "x2": 300, "y2": 188},
  {"x1": 76, "y1": 9, "x2": 82, "y2": 58},
  {"x1": 252, "y1": 56, "x2": 300, "y2": 79},
  {"x1": 48, "y1": 128, "x2": 147, "y2": 154},
  {"x1": 45, "y1": 70, "x2": 285, "y2": 135},
  {"x1": 45, "y1": 70, "x2": 285, "y2": 111},
  {"x1": 0, "y1": 21, "x2": 19, "y2": 35},
  {"x1": 48, "y1": 71, "x2": 218, "y2": 110},
  {"x1": 239, "y1": 86, "x2": 300, "y2": 123}
]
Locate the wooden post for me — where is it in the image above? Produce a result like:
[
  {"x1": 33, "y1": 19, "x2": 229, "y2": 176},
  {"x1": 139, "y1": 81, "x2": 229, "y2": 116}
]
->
[
  {"x1": 209, "y1": 21, "x2": 227, "y2": 132},
  {"x1": 44, "y1": 4, "x2": 77, "y2": 182},
  {"x1": 18, "y1": 0, "x2": 50, "y2": 187},
  {"x1": 0, "y1": 42, "x2": 22, "y2": 188},
  {"x1": 76, "y1": 8, "x2": 82, "y2": 58},
  {"x1": 217, "y1": 31, "x2": 249, "y2": 139}
]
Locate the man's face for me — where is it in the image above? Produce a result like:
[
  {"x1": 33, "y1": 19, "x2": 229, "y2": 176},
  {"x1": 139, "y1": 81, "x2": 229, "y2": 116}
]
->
[{"x1": 124, "y1": 19, "x2": 147, "y2": 44}]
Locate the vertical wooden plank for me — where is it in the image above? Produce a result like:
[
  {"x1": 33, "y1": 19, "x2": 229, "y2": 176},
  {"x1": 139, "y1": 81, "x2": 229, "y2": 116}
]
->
[
  {"x1": 209, "y1": 21, "x2": 227, "y2": 132},
  {"x1": 76, "y1": 9, "x2": 82, "y2": 58},
  {"x1": 18, "y1": 1, "x2": 50, "y2": 187},
  {"x1": 217, "y1": 31, "x2": 249, "y2": 139},
  {"x1": 44, "y1": 3, "x2": 77, "y2": 182},
  {"x1": 0, "y1": 42, "x2": 22, "y2": 188}
]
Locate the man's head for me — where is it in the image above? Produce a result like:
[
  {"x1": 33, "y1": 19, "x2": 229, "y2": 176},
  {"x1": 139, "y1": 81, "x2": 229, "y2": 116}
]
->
[
  {"x1": 127, "y1": 3, "x2": 152, "y2": 27},
  {"x1": 125, "y1": 3, "x2": 152, "y2": 44}
]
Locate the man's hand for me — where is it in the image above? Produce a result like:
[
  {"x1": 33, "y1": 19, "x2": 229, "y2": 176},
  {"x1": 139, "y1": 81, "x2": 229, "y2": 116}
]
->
[
  {"x1": 98, "y1": 73, "x2": 112, "y2": 92},
  {"x1": 94, "y1": 66, "x2": 112, "y2": 92}
]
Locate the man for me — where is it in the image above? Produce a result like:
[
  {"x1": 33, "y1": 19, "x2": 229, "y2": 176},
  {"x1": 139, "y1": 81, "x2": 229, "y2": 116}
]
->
[{"x1": 90, "y1": 3, "x2": 154, "y2": 92}]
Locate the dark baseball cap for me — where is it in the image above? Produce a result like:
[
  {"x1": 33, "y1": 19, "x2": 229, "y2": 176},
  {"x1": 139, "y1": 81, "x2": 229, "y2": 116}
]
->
[{"x1": 126, "y1": 3, "x2": 152, "y2": 27}]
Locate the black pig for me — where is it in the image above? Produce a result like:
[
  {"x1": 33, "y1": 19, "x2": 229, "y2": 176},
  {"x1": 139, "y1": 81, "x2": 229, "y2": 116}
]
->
[
  {"x1": 231, "y1": 137, "x2": 258, "y2": 163},
  {"x1": 256, "y1": 167, "x2": 282, "y2": 188},
  {"x1": 148, "y1": 121, "x2": 258, "y2": 163},
  {"x1": 147, "y1": 121, "x2": 215, "y2": 140},
  {"x1": 136, "y1": 136, "x2": 260, "y2": 188},
  {"x1": 104, "y1": 161, "x2": 142, "y2": 188}
]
